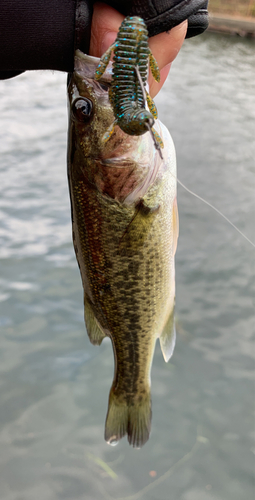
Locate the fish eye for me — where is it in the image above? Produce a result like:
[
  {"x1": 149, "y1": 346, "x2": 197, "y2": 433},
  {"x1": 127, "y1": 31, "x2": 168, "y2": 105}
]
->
[{"x1": 72, "y1": 97, "x2": 93, "y2": 122}]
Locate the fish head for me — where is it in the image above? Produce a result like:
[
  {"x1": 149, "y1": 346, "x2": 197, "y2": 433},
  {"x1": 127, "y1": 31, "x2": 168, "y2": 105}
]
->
[
  {"x1": 68, "y1": 51, "x2": 141, "y2": 164},
  {"x1": 67, "y1": 51, "x2": 169, "y2": 206},
  {"x1": 68, "y1": 52, "x2": 117, "y2": 159}
]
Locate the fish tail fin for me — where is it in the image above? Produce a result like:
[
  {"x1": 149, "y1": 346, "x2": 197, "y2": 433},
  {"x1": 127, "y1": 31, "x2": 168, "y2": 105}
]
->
[
  {"x1": 105, "y1": 389, "x2": 151, "y2": 448},
  {"x1": 127, "y1": 395, "x2": 151, "y2": 448},
  {"x1": 104, "y1": 391, "x2": 129, "y2": 447}
]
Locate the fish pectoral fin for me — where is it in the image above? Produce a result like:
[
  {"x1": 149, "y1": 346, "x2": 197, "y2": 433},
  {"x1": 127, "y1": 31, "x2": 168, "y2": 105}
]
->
[
  {"x1": 84, "y1": 297, "x2": 107, "y2": 346},
  {"x1": 138, "y1": 199, "x2": 160, "y2": 214},
  {"x1": 118, "y1": 200, "x2": 159, "y2": 255},
  {"x1": 105, "y1": 389, "x2": 151, "y2": 448},
  {"x1": 159, "y1": 305, "x2": 176, "y2": 362}
]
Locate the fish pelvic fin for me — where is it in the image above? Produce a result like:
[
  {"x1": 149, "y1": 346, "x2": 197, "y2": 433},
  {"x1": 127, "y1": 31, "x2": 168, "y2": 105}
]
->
[
  {"x1": 84, "y1": 297, "x2": 107, "y2": 346},
  {"x1": 105, "y1": 389, "x2": 151, "y2": 448},
  {"x1": 159, "y1": 304, "x2": 176, "y2": 362}
]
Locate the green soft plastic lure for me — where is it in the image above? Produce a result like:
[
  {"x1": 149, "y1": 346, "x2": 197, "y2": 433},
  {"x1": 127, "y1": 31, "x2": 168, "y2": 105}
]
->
[{"x1": 95, "y1": 16, "x2": 164, "y2": 157}]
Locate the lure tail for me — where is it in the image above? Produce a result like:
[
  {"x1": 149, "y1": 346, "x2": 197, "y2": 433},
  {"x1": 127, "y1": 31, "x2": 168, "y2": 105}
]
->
[{"x1": 105, "y1": 388, "x2": 151, "y2": 448}]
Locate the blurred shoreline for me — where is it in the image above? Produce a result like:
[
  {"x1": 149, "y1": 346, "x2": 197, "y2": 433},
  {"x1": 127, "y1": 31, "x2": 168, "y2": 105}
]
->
[{"x1": 208, "y1": 13, "x2": 255, "y2": 37}]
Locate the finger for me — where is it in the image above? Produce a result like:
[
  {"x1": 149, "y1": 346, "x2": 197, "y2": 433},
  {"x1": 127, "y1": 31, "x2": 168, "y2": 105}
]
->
[
  {"x1": 90, "y1": 2, "x2": 123, "y2": 57},
  {"x1": 149, "y1": 20, "x2": 187, "y2": 97},
  {"x1": 149, "y1": 63, "x2": 171, "y2": 98}
]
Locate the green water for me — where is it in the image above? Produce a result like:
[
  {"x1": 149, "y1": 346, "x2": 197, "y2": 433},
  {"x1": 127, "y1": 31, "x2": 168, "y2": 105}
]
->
[{"x1": 0, "y1": 33, "x2": 254, "y2": 499}]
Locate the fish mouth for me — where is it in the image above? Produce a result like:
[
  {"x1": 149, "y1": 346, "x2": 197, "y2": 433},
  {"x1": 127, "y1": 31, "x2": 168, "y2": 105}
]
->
[
  {"x1": 74, "y1": 51, "x2": 113, "y2": 86},
  {"x1": 100, "y1": 158, "x2": 136, "y2": 168}
]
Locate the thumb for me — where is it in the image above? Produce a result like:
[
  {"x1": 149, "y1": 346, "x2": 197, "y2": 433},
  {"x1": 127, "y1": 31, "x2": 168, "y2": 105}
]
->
[{"x1": 89, "y1": 2, "x2": 124, "y2": 57}]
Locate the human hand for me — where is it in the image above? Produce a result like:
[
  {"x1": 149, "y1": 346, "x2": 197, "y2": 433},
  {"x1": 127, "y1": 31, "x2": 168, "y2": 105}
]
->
[{"x1": 90, "y1": 2, "x2": 187, "y2": 98}]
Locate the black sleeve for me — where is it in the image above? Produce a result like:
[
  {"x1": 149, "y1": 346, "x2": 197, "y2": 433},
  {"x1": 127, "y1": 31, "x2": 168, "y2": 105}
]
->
[
  {"x1": 0, "y1": 0, "x2": 208, "y2": 80},
  {"x1": 0, "y1": 0, "x2": 93, "y2": 79},
  {"x1": 106, "y1": 0, "x2": 209, "y2": 38}
]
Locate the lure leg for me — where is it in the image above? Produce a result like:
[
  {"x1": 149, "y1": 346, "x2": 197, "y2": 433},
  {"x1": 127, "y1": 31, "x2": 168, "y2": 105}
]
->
[
  {"x1": 149, "y1": 51, "x2": 160, "y2": 83},
  {"x1": 145, "y1": 124, "x2": 164, "y2": 159},
  {"x1": 95, "y1": 43, "x2": 116, "y2": 79},
  {"x1": 146, "y1": 91, "x2": 158, "y2": 119},
  {"x1": 152, "y1": 127, "x2": 164, "y2": 151}
]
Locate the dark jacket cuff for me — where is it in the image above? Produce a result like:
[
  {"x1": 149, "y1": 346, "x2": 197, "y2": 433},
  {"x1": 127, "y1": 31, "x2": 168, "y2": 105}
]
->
[
  {"x1": 0, "y1": 0, "x2": 208, "y2": 80},
  {"x1": 104, "y1": 0, "x2": 209, "y2": 38}
]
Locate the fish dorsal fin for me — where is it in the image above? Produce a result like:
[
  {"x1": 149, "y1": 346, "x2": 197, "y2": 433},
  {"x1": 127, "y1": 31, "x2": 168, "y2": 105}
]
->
[
  {"x1": 84, "y1": 297, "x2": 107, "y2": 345},
  {"x1": 159, "y1": 306, "x2": 176, "y2": 362},
  {"x1": 172, "y1": 197, "x2": 179, "y2": 256}
]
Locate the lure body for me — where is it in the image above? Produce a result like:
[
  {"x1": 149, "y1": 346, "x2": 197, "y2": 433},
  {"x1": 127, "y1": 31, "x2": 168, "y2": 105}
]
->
[{"x1": 95, "y1": 16, "x2": 163, "y2": 150}]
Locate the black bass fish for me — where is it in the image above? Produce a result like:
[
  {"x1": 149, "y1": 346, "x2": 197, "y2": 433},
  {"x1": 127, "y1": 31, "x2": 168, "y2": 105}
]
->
[{"x1": 67, "y1": 50, "x2": 179, "y2": 448}]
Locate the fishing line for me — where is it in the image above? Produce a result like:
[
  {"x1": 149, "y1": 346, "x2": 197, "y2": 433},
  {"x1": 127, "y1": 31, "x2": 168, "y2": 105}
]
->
[
  {"x1": 135, "y1": 65, "x2": 163, "y2": 160},
  {"x1": 134, "y1": 65, "x2": 147, "y2": 108},
  {"x1": 176, "y1": 177, "x2": 255, "y2": 249}
]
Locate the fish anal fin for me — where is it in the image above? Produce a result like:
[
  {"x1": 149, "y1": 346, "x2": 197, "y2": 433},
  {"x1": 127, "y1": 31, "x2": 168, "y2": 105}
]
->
[
  {"x1": 105, "y1": 389, "x2": 151, "y2": 448},
  {"x1": 84, "y1": 297, "x2": 106, "y2": 345},
  {"x1": 159, "y1": 305, "x2": 176, "y2": 362}
]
